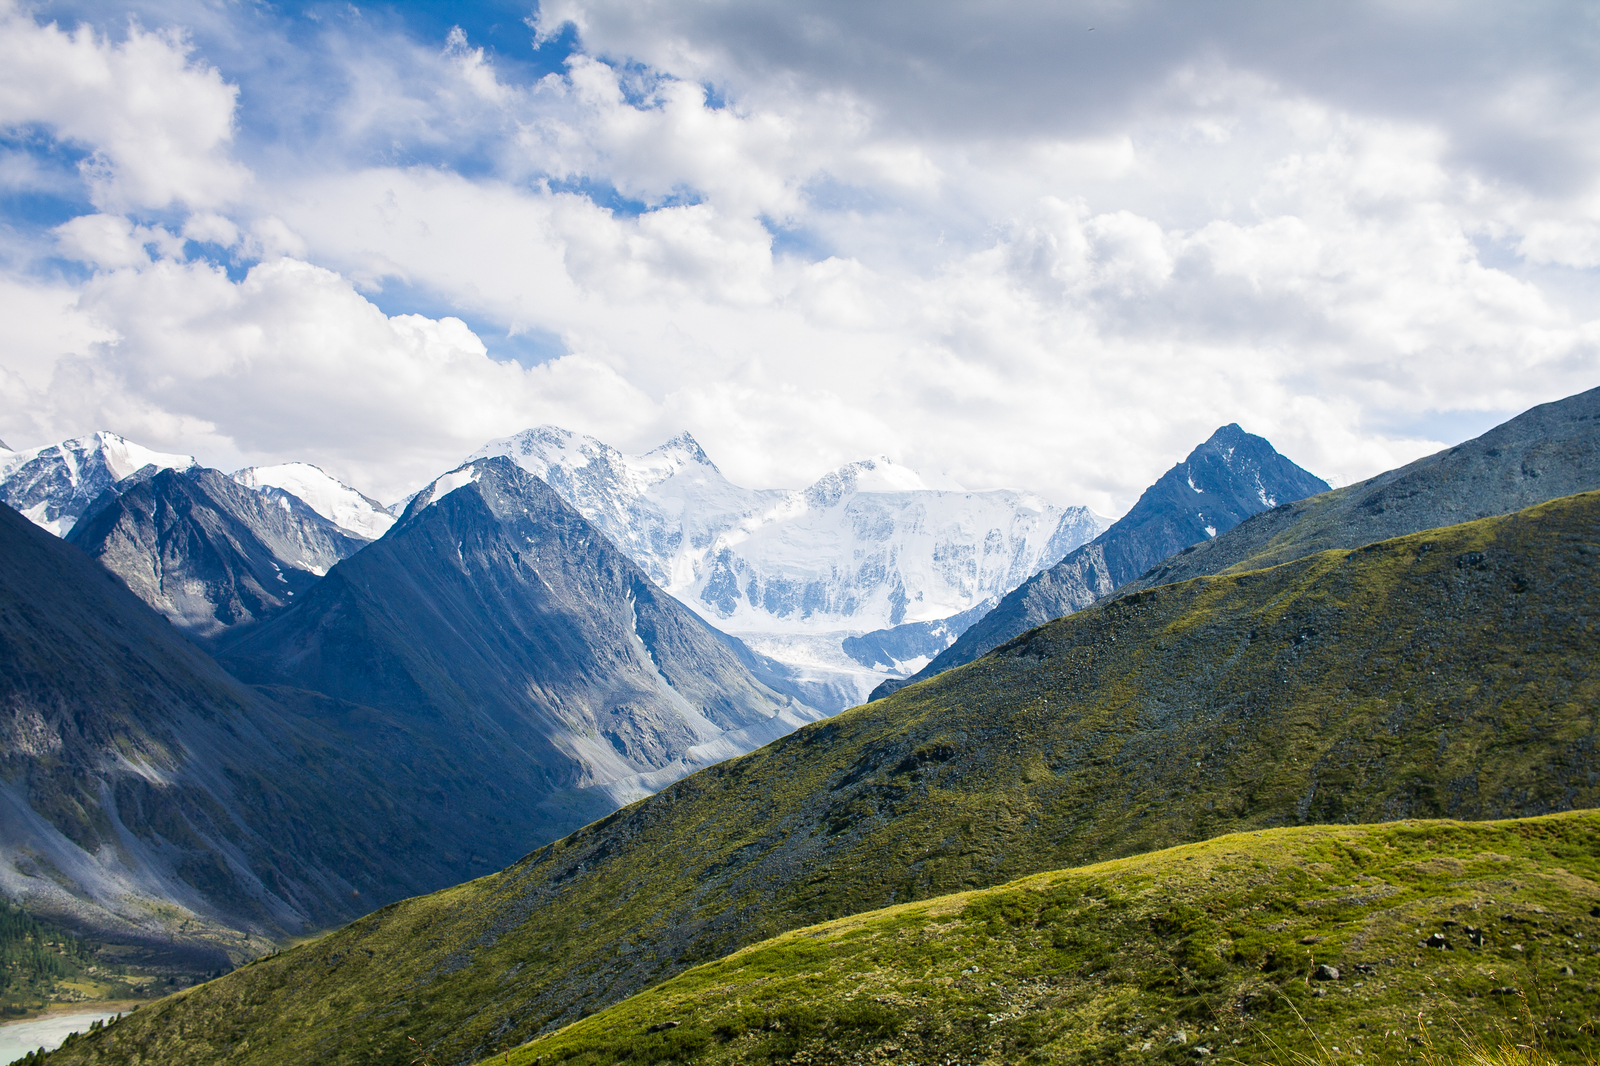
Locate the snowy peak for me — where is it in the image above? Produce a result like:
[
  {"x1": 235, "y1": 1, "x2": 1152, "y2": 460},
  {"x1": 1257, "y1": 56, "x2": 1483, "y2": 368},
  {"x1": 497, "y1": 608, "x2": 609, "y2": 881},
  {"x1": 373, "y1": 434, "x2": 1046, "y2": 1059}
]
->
[
  {"x1": 399, "y1": 460, "x2": 491, "y2": 523},
  {"x1": 0, "y1": 431, "x2": 196, "y2": 536},
  {"x1": 802, "y1": 457, "x2": 930, "y2": 507},
  {"x1": 639, "y1": 432, "x2": 718, "y2": 477},
  {"x1": 233, "y1": 462, "x2": 395, "y2": 541}
]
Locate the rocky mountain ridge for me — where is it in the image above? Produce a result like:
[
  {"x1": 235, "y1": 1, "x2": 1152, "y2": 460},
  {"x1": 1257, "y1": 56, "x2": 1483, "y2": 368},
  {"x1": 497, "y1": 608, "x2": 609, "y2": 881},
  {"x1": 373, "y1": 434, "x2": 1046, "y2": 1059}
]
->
[
  {"x1": 66, "y1": 466, "x2": 371, "y2": 638},
  {"x1": 0, "y1": 432, "x2": 195, "y2": 536},
  {"x1": 0, "y1": 499, "x2": 515, "y2": 958},
  {"x1": 1116, "y1": 383, "x2": 1600, "y2": 596}
]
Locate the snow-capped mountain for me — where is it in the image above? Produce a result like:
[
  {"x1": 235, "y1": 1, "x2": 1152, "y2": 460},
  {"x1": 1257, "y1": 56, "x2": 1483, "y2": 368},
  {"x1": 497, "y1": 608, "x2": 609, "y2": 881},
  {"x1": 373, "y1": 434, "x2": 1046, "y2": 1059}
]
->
[
  {"x1": 0, "y1": 432, "x2": 195, "y2": 536},
  {"x1": 471, "y1": 426, "x2": 1109, "y2": 636},
  {"x1": 233, "y1": 462, "x2": 396, "y2": 541},
  {"x1": 470, "y1": 427, "x2": 1110, "y2": 707}
]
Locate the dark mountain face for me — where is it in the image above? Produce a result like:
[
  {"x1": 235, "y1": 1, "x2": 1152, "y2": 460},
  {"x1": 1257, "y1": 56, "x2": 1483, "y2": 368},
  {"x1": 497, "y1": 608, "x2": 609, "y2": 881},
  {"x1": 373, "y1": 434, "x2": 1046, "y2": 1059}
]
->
[
  {"x1": 217, "y1": 456, "x2": 823, "y2": 826},
  {"x1": 874, "y1": 424, "x2": 1327, "y2": 696},
  {"x1": 1120, "y1": 384, "x2": 1600, "y2": 595},
  {"x1": 0, "y1": 501, "x2": 497, "y2": 959},
  {"x1": 57, "y1": 488, "x2": 1600, "y2": 1066},
  {"x1": 65, "y1": 467, "x2": 369, "y2": 638}
]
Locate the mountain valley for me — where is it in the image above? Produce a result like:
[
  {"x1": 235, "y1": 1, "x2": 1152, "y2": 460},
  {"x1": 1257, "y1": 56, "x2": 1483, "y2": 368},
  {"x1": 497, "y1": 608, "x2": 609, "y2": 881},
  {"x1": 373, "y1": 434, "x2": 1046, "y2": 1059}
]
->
[{"x1": 7, "y1": 391, "x2": 1600, "y2": 1066}]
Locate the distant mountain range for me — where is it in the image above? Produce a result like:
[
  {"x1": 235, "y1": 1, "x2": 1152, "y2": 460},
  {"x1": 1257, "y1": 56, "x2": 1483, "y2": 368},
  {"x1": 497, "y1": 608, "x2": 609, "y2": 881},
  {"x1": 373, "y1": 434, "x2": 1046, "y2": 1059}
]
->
[
  {"x1": 0, "y1": 432, "x2": 195, "y2": 536},
  {"x1": 470, "y1": 427, "x2": 1109, "y2": 705},
  {"x1": 0, "y1": 455, "x2": 823, "y2": 956},
  {"x1": 873, "y1": 422, "x2": 1329, "y2": 697},
  {"x1": 2, "y1": 427, "x2": 1115, "y2": 709}
]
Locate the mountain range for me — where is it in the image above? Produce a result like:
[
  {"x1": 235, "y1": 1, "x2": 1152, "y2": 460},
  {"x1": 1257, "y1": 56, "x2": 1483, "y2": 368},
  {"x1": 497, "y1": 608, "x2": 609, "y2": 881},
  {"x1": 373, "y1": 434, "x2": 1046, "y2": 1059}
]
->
[
  {"x1": 470, "y1": 428, "x2": 1110, "y2": 705},
  {"x1": 1, "y1": 427, "x2": 1115, "y2": 710},
  {"x1": 0, "y1": 455, "x2": 822, "y2": 961},
  {"x1": 40, "y1": 389, "x2": 1600, "y2": 1066}
]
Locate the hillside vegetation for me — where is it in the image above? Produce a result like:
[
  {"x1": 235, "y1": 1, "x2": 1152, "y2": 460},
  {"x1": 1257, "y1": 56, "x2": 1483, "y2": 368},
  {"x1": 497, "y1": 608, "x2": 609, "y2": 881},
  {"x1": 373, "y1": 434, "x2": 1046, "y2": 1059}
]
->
[
  {"x1": 494, "y1": 812, "x2": 1600, "y2": 1066},
  {"x1": 47, "y1": 491, "x2": 1600, "y2": 1066}
]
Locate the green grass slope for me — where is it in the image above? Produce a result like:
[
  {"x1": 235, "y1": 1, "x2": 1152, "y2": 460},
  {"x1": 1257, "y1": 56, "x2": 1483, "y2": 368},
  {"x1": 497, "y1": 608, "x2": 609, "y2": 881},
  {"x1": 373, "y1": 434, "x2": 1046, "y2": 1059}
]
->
[
  {"x1": 46, "y1": 491, "x2": 1600, "y2": 1066},
  {"x1": 495, "y1": 812, "x2": 1600, "y2": 1066}
]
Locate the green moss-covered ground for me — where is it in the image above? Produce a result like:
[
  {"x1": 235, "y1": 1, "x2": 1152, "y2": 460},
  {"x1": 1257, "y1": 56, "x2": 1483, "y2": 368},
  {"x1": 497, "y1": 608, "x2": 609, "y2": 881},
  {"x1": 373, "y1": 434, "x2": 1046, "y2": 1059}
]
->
[
  {"x1": 45, "y1": 493, "x2": 1600, "y2": 1066},
  {"x1": 497, "y1": 813, "x2": 1600, "y2": 1066}
]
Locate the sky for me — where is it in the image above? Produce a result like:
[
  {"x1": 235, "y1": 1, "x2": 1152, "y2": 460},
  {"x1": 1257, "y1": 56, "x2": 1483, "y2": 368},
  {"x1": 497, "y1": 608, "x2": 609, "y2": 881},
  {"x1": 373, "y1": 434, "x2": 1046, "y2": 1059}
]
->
[{"x1": 0, "y1": 0, "x2": 1596, "y2": 513}]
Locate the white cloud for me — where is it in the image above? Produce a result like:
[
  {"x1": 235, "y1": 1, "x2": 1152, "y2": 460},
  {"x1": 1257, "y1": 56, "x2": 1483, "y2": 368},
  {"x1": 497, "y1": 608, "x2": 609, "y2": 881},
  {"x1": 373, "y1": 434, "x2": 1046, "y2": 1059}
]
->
[
  {"x1": 0, "y1": 1, "x2": 1596, "y2": 517},
  {"x1": 0, "y1": 0, "x2": 247, "y2": 210}
]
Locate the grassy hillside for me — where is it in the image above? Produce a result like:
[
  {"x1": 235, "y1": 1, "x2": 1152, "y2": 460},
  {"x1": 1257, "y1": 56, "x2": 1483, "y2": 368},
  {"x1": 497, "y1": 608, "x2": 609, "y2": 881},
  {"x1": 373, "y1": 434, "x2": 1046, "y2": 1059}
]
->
[
  {"x1": 47, "y1": 491, "x2": 1600, "y2": 1066},
  {"x1": 493, "y1": 812, "x2": 1600, "y2": 1066}
]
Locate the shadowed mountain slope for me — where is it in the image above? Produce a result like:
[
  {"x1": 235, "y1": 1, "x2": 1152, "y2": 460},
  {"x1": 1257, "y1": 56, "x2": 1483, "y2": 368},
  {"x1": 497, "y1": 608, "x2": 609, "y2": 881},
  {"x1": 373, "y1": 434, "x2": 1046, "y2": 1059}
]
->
[
  {"x1": 874, "y1": 423, "x2": 1326, "y2": 697},
  {"x1": 53, "y1": 488, "x2": 1600, "y2": 1066},
  {"x1": 1118, "y1": 383, "x2": 1600, "y2": 597},
  {"x1": 217, "y1": 455, "x2": 822, "y2": 827},
  {"x1": 66, "y1": 467, "x2": 369, "y2": 638},
  {"x1": 488, "y1": 812, "x2": 1600, "y2": 1066},
  {"x1": 0, "y1": 501, "x2": 504, "y2": 957}
]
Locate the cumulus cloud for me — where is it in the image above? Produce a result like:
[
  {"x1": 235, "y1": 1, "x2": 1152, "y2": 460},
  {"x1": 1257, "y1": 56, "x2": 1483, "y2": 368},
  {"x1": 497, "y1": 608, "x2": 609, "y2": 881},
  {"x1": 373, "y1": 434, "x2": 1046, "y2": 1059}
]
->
[{"x1": 0, "y1": 0, "x2": 246, "y2": 210}]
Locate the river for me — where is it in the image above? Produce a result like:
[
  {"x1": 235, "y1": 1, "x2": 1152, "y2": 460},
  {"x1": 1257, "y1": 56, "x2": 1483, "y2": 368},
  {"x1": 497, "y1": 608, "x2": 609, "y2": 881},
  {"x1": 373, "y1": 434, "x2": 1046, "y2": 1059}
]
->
[{"x1": 0, "y1": 1010, "x2": 125, "y2": 1063}]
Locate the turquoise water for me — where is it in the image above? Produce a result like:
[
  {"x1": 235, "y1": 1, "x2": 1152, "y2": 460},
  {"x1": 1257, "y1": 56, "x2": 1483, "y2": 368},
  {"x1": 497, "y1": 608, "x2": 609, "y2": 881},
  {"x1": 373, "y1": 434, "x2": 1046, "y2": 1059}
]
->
[{"x1": 0, "y1": 1010, "x2": 122, "y2": 1063}]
